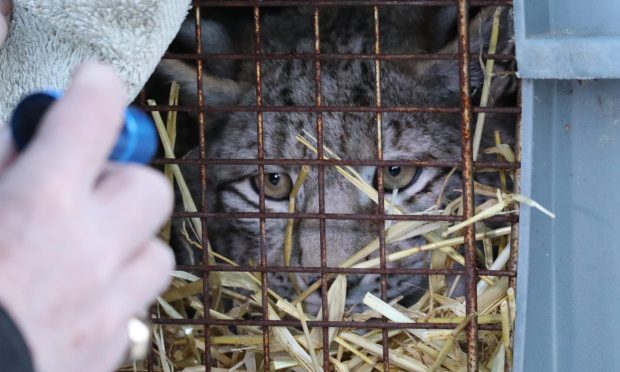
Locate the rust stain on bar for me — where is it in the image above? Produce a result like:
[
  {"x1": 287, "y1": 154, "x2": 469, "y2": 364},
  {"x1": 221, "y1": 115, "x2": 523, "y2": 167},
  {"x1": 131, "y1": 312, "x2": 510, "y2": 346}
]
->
[
  {"x1": 193, "y1": 5, "x2": 213, "y2": 370},
  {"x1": 170, "y1": 264, "x2": 516, "y2": 277},
  {"x1": 185, "y1": 266, "x2": 516, "y2": 278},
  {"x1": 144, "y1": 103, "x2": 521, "y2": 114},
  {"x1": 170, "y1": 210, "x2": 519, "y2": 223},
  {"x1": 251, "y1": 5, "x2": 271, "y2": 367},
  {"x1": 163, "y1": 51, "x2": 516, "y2": 61},
  {"x1": 153, "y1": 157, "x2": 521, "y2": 169},
  {"x1": 372, "y1": 5, "x2": 390, "y2": 369},
  {"x1": 152, "y1": 316, "x2": 505, "y2": 330},
  {"x1": 457, "y1": 0, "x2": 479, "y2": 370},
  {"x1": 311, "y1": 7, "x2": 331, "y2": 369},
  {"x1": 509, "y1": 80, "x2": 523, "y2": 290}
]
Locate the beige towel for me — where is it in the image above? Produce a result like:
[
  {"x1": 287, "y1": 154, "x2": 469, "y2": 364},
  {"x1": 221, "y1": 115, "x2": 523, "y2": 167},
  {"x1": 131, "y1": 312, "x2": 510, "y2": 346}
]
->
[{"x1": 0, "y1": 0, "x2": 191, "y2": 122}]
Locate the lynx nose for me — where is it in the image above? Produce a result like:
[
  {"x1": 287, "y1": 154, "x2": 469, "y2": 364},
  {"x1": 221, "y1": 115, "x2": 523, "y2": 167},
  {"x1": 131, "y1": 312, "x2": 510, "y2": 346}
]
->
[{"x1": 298, "y1": 219, "x2": 376, "y2": 267}]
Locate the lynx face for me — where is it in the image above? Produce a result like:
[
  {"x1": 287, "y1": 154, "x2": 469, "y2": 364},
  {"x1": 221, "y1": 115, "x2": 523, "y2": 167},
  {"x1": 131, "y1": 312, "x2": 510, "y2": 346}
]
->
[{"x1": 160, "y1": 6, "x2": 515, "y2": 312}]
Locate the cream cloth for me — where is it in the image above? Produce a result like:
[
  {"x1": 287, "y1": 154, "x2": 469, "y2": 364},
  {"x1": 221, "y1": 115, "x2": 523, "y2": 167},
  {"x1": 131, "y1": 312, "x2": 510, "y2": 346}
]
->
[{"x1": 0, "y1": 0, "x2": 192, "y2": 122}]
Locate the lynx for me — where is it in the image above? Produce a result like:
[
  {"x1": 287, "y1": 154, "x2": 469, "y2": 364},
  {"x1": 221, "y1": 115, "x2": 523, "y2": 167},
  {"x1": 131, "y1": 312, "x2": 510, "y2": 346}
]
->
[{"x1": 154, "y1": 6, "x2": 516, "y2": 312}]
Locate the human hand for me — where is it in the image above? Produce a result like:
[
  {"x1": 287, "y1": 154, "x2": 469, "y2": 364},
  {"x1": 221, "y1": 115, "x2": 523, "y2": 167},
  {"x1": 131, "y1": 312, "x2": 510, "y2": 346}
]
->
[
  {"x1": 0, "y1": 0, "x2": 11, "y2": 48},
  {"x1": 0, "y1": 62, "x2": 174, "y2": 372}
]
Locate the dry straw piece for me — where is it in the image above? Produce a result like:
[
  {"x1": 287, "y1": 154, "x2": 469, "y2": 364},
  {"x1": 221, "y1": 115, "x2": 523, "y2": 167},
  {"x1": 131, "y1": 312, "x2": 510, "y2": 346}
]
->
[{"x1": 118, "y1": 9, "x2": 550, "y2": 371}]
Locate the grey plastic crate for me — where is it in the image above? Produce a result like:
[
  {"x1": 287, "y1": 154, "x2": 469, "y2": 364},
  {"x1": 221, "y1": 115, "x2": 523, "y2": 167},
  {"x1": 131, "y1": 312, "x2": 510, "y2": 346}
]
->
[
  {"x1": 514, "y1": 1, "x2": 620, "y2": 371},
  {"x1": 514, "y1": 0, "x2": 620, "y2": 79}
]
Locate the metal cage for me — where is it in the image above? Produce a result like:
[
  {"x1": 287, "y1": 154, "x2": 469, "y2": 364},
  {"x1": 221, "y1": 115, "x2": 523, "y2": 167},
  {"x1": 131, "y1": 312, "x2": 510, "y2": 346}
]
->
[{"x1": 135, "y1": 1, "x2": 520, "y2": 371}]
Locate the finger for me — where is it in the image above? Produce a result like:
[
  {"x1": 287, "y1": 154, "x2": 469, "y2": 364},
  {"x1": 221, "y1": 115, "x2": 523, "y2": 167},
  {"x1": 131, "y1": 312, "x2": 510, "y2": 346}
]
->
[
  {"x1": 14, "y1": 62, "x2": 126, "y2": 188},
  {"x1": 94, "y1": 163, "x2": 173, "y2": 254},
  {"x1": 90, "y1": 239, "x2": 173, "y2": 371},
  {"x1": 0, "y1": 127, "x2": 16, "y2": 172},
  {"x1": 55, "y1": 239, "x2": 172, "y2": 372},
  {"x1": 102, "y1": 239, "x2": 174, "y2": 322}
]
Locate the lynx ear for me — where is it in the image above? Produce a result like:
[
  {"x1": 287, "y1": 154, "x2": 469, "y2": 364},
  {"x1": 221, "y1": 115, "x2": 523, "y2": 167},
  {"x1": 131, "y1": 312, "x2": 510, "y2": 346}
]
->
[
  {"x1": 173, "y1": 18, "x2": 238, "y2": 80},
  {"x1": 156, "y1": 59, "x2": 247, "y2": 110},
  {"x1": 414, "y1": 7, "x2": 515, "y2": 98}
]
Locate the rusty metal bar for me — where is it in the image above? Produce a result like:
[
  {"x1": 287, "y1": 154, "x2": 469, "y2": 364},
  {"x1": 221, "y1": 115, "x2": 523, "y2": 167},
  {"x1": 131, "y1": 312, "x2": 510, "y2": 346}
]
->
[
  {"x1": 169, "y1": 211, "x2": 518, "y2": 223},
  {"x1": 372, "y1": 5, "x2": 391, "y2": 369},
  {"x1": 146, "y1": 350, "x2": 154, "y2": 372},
  {"x1": 456, "y1": 0, "x2": 479, "y2": 370},
  {"x1": 514, "y1": 80, "x2": 523, "y2": 181},
  {"x1": 152, "y1": 157, "x2": 521, "y2": 169},
  {"x1": 508, "y1": 79, "x2": 523, "y2": 291},
  {"x1": 194, "y1": 0, "x2": 512, "y2": 6},
  {"x1": 163, "y1": 51, "x2": 515, "y2": 61},
  {"x1": 193, "y1": 5, "x2": 213, "y2": 370},
  {"x1": 169, "y1": 212, "x2": 519, "y2": 225},
  {"x1": 172, "y1": 264, "x2": 516, "y2": 276},
  {"x1": 139, "y1": 89, "x2": 146, "y2": 106},
  {"x1": 311, "y1": 7, "x2": 332, "y2": 369},
  {"x1": 151, "y1": 318, "x2": 506, "y2": 331},
  {"x1": 251, "y1": 6, "x2": 272, "y2": 367},
  {"x1": 143, "y1": 104, "x2": 521, "y2": 114}
]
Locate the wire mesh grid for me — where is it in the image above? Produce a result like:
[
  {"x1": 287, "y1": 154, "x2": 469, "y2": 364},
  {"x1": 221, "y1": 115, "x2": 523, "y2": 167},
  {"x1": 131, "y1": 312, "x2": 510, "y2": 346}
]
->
[{"x1": 131, "y1": 0, "x2": 519, "y2": 371}]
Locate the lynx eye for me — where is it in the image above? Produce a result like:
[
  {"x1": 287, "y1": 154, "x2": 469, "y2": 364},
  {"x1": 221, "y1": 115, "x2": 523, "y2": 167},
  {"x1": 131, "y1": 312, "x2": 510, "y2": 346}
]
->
[
  {"x1": 381, "y1": 166, "x2": 420, "y2": 191},
  {"x1": 252, "y1": 173, "x2": 293, "y2": 200}
]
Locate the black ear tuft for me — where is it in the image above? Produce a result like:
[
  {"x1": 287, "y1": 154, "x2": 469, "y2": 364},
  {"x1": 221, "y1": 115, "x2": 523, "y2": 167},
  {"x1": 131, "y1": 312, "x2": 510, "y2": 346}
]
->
[{"x1": 467, "y1": 7, "x2": 516, "y2": 96}]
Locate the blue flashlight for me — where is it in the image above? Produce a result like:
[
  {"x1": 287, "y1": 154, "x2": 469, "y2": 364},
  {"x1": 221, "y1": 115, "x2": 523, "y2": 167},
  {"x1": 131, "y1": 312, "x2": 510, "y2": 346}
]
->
[{"x1": 10, "y1": 90, "x2": 157, "y2": 164}]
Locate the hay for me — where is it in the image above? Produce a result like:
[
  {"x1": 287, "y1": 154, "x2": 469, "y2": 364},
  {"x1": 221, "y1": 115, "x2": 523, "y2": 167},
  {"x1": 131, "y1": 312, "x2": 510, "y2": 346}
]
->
[{"x1": 472, "y1": 7, "x2": 504, "y2": 161}]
